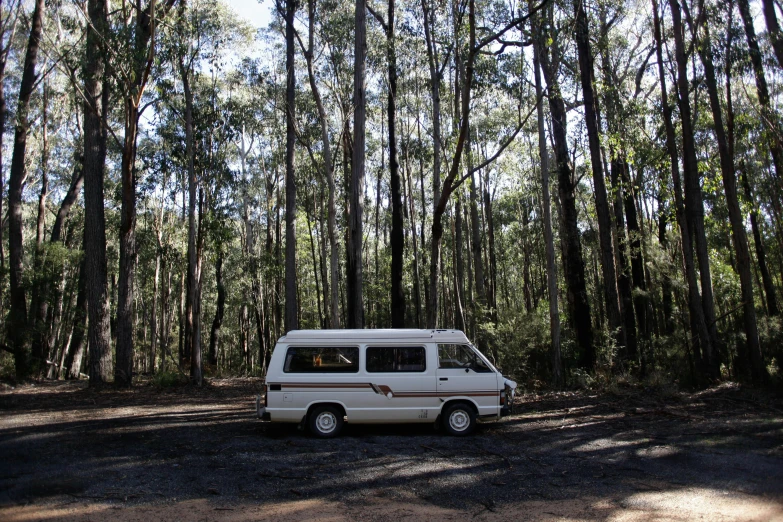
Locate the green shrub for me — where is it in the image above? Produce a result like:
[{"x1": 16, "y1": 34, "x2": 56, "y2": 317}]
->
[{"x1": 153, "y1": 370, "x2": 188, "y2": 387}]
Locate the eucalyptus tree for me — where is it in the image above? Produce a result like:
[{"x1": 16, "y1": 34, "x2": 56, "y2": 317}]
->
[
  {"x1": 532, "y1": 8, "x2": 561, "y2": 386},
  {"x1": 348, "y1": 0, "x2": 367, "y2": 328},
  {"x1": 685, "y1": 0, "x2": 765, "y2": 383},
  {"x1": 572, "y1": 0, "x2": 623, "y2": 359},
  {"x1": 0, "y1": 0, "x2": 20, "y2": 311},
  {"x1": 7, "y1": 0, "x2": 45, "y2": 377},
  {"x1": 368, "y1": 0, "x2": 405, "y2": 327},
  {"x1": 162, "y1": 0, "x2": 252, "y2": 382},
  {"x1": 668, "y1": 0, "x2": 721, "y2": 378},
  {"x1": 114, "y1": 0, "x2": 178, "y2": 387},
  {"x1": 538, "y1": 0, "x2": 595, "y2": 369},
  {"x1": 282, "y1": 0, "x2": 298, "y2": 332},
  {"x1": 652, "y1": 0, "x2": 713, "y2": 381},
  {"x1": 297, "y1": 0, "x2": 340, "y2": 328},
  {"x1": 82, "y1": 0, "x2": 113, "y2": 386}
]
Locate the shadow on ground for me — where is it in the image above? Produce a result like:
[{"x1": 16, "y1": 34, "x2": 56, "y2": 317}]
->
[{"x1": 0, "y1": 380, "x2": 781, "y2": 520}]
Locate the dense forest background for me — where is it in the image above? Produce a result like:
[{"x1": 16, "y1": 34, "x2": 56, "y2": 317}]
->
[{"x1": 0, "y1": 0, "x2": 781, "y2": 388}]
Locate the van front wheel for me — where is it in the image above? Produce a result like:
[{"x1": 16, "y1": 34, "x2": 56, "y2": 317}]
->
[
  {"x1": 442, "y1": 403, "x2": 476, "y2": 436},
  {"x1": 309, "y1": 405, "x2": 344, "y2": 438}
]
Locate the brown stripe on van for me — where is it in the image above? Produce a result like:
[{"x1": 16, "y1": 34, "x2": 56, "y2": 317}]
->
[
  {"x1": 377, "y1": 385, "x2": 393, "y2": 396},
  {"x1": 390, "y1": 391, "x2": 500, "y2": 398},
  {"x1": 278, "y1": 383, "x2": 374, "y2": 389}
]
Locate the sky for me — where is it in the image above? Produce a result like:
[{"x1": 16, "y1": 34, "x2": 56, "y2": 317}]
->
[{"x1": 223, "y1": 0, "x2": 272, "y2": 31}]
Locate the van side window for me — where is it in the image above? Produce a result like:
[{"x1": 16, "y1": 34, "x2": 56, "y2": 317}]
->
[
  {"x1": 438, "y1": 344, "x2": 492, "y2": 373},
  {"x1": 366, "y1": 346, "x2": 426, "y2": 372},
  {"x1": 283, "y1": 346, "x2": 359, "y2": 373}
]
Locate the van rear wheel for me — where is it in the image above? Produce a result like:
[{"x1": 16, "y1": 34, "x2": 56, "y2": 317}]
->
[
  {"x1": 442, "y1": 403, "x2": 476, "y2": 436},
  {"x1": 309, "y1": 405, "x2": 344, "y2": 438}
]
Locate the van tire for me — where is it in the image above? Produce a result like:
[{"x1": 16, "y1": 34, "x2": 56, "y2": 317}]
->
[
  {"x1": 442, "y1": 402, "x2": 476, "y2": 436},
  {"x1": 308, "y1": 405, "x2": 344, "y2": 438}
]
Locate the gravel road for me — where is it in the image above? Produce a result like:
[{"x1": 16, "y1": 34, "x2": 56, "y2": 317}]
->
[{"x1": 1, "y1": 379, "x2": 781, "y2": 521}]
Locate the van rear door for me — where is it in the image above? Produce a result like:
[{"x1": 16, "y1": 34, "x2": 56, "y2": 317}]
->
[{"x1": 436, "y1": 344, "x2": 499, "y2": 417}]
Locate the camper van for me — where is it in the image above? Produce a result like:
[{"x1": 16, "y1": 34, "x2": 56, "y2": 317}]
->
[{"x1": 256, "y1": 329, "x2": 516, "y2": 437}]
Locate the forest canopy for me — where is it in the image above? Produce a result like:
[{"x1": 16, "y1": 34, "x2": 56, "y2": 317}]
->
[{"x1": 0, "y1": 0, "x2": 781, "y2": 389}]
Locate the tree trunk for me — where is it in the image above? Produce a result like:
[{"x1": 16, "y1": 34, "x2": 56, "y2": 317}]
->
[
  {"x1": 743, "y1": 175, "x2": 779, "y2": 316},
  {"x1": 180, "y1": 55, "x2": 201, "y2": 385},
  {"x1": 0, "y1": 7, "x2": 13, "y2": 322},
  {"x1": 388, "y1": 0, "x2": 405, "y2": 328},
  {"x1": 454, "y1": 192, "x2": 466, "y2": 330},
  {"x1": 533, "y1": 28, "x2": 562, "y2": 386},
  {"x1": 539, "y1": 9, "x2": 595, "y2": 369},
  {"x1": 422, "y1": 0, "x2": 441, "y2": 328},
  {"x1": 737, "y1": 0, "x2": 783, "y2": 184},
  {"x1": 689, "y1": 2, "x2": 766, "y2": 382},
  {"x1": 208, "y1": 253, "x2": 225, "y2": 367},
  {"x1": 284, "y1": 0, "x2": 298, "y2": 332},
  {"x1": 761, "y1": 0, "x2": 783, "y2": 69},
  {"x1": 348, "y1": 0, "x2": 367, "y2": 328},
  {"x1": 6, "y1": 0, "x2": 45, "y2": 379},
  {"x1": 573, "y1": 0, "x2": 623, "y2": 356},
  {"x1": 654, "y1": 0, "x2": 714, "y2": 381},
  {"x1": 622, "y1": 162, "x2": 647, "y2": 354},
  {"x1": 669, "y1": 0, "x2": 721, "y2": 378},
  {"x1": 30, "y1": 78, "x2": 50, "y2": 375},
  {"x1": 304, "y1": 0, "x2": 339, "y2": 328},
  {"x1": 149, "y1": 220, "x2": 161, "y2": 374},
  {"x1": 115, "y1": 105, "x2": 139, "y2": 387},
  {"x1": 64, "y1": 255, "x2": 88, "y2": 380},
  {"x1": 116, "y1": 0, "x2": 171, "y2": 386},
  {"x1": 407, "y1": 151, "x2": 424, "y2": 327},
  {"x1": 469, "y1": 162, "x2": 485, "y2": 310},
  {"x1": 83, "y1": 0, "x2": 113, "y2": 386}
]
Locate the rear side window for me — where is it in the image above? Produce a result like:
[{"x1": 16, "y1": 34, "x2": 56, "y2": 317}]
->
[
  {"x1": 366, "y1": 346, "x2": 426, "y2": 372},
  {"x1": 283, "y1": 346, "x2": 359, "y2": 373}
]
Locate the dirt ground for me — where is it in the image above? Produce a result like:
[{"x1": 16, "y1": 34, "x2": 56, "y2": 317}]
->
[{"x1": 0, "y1": 379, "x2": 781, "y2": 521}]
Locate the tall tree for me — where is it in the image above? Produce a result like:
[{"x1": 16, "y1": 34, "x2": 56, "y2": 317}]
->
[
  {"x1": 421, "y1": 0, "x2": 442, "y2": 327},
  {"x1": 83, "y1": 0, "x2": 113, "y2": 385},
  {"x1": 301, "y1": 0, "x2": 339, "y2": 328},
  {"x1": 7, "y1": 0, "x2": 45, "y2": 378},
  {"x1": 284, "y1": 0, "x2": 299, "y2": 332},
  {"x1": 116, "y1": 0, "x2": 177, "y2": 387},
  {"x1": 348, "y1": 0, "x2": 367, "y2": 328},
  {"x1": 539, "y1": 4, "x2": 595, "y2": 369},
  {"x1": 0, "y1": 0, "x2": 19, "y2": 314},
  {"x1": 686, "y1": 0, "x2": 766, "y2": 383},
  {"x1": 669, "y1": 0, "x2": 720, "y2": 378},
  {"x1": 368, "y1": 0, "x2": 405, "y2": 328},
  {"x1": 533, "y1": 14, "x2": 562, "y2": 386},
  {"x1": 179, "y1": 19, "x2": 202, "y2": 384},
  {"x1": 653, "y1": 0, "x2": 714, "y2": 381},
  {"x1": 573, "y1": 0, "x2": 623, "y2": 354}
]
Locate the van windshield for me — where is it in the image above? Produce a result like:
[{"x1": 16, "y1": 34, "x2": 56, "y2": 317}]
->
[{"x1": 437, "y1": 344, "x2": 493, "y2": 373}]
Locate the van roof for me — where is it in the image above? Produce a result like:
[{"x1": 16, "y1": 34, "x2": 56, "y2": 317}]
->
[{"x1": 279, "y1": 329, "x2": 470, "y2": 344}]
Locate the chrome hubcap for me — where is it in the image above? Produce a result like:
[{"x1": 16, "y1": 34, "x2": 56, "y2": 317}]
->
[
  {"x1": 316, "y1": 412, "x2": 337, "y2": 434},
  {"x1": 449, "y1": 410, "x2": 469, "y2": 431}
]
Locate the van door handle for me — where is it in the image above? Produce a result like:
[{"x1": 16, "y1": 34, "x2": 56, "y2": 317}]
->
[{"x1": 439, "y1": 377, "x2": 448, "y2": 381}]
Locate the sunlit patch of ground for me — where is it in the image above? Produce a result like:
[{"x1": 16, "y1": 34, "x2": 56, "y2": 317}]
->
[{"x1": 3, "y1": 489, "x2": 781, "y2": 521}]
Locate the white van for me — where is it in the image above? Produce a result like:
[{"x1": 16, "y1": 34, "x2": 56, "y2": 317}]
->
[{"x1": 256, "y1": 329, "x2": 516, "y2": 437}]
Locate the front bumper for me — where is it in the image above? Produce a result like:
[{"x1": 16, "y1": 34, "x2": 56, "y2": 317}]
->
[{"x1": 256, "y1": 395, "x2": 271, "y2": 421}]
